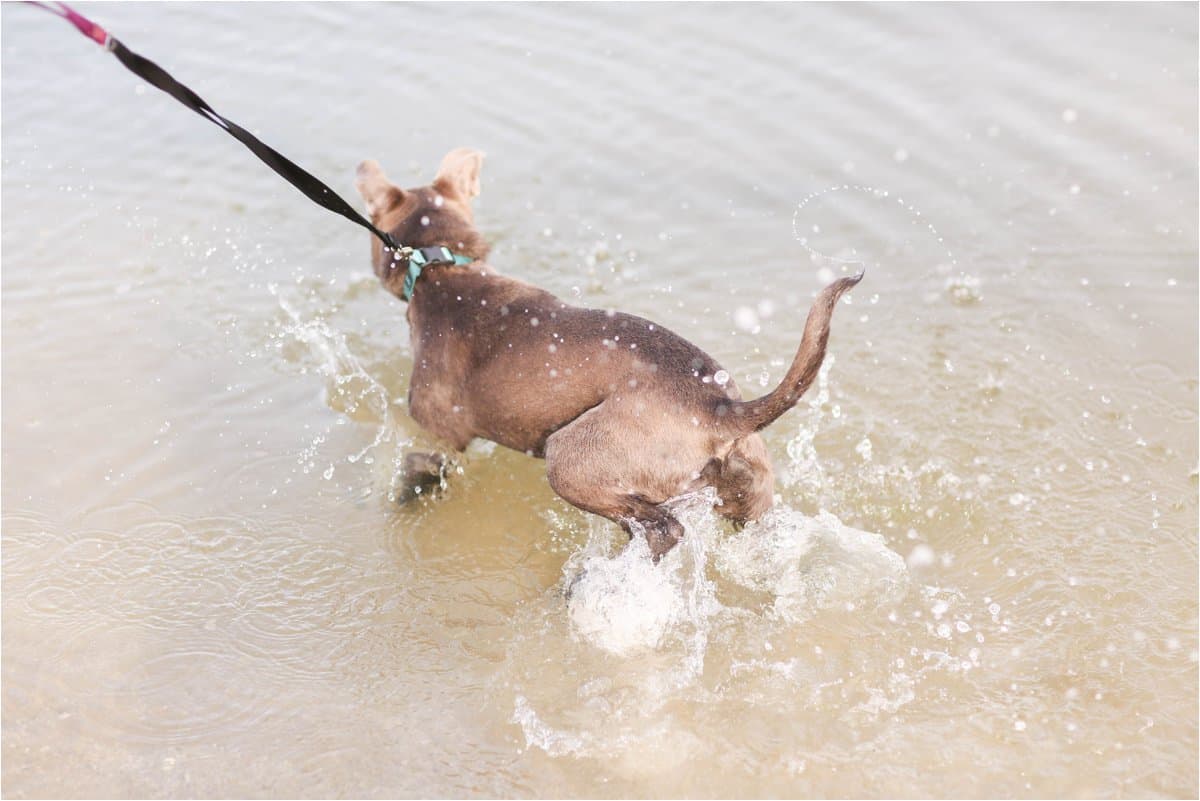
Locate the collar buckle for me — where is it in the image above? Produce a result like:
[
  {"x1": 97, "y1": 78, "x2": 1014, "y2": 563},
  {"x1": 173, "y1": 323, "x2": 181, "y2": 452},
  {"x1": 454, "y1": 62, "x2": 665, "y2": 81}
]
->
[
  {"x1": 415, "y1": 246, "x2": 455, "y2": 266},
  {"x1": 400, "y1": 246, "x2": 467, "y2": 301}
]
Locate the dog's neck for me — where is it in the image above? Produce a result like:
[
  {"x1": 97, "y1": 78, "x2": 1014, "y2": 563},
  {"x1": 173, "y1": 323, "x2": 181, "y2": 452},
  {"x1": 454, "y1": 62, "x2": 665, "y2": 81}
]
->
[{"x1": 394, "y1": 246, "x2": 477, "y2": 301}]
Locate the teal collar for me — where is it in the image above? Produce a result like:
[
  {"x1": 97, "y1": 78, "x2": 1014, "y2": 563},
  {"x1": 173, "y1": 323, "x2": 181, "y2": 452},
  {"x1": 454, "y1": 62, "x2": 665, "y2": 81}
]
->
[{"x1": 397, "y1": 246, "x2": 474, "y2": 301}]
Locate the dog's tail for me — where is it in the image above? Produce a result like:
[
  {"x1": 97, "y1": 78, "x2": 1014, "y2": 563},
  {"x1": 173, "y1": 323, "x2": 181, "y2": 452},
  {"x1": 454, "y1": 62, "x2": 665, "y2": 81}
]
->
[{"x1": 725, "y1": 271, "x2": 863, "y2": 434}]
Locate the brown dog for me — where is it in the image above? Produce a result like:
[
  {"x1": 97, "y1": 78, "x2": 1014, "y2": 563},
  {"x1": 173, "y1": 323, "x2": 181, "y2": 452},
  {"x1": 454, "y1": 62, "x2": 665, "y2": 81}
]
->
[{"x1": 355, "y1": 148, "x2": 861, "y2": 559}]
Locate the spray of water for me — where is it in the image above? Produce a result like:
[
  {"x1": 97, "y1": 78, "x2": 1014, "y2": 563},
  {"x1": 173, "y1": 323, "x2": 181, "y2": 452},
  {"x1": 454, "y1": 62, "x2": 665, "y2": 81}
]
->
[
  {"x1": 507, "y1": 486, "x2": 917, "y2": 761},
  {"x1": 269, "y1": 283, "x2": 412, "y2": 497},
  {"x1": 791, "y1": 183, "x2": 958, "y2": 270}
]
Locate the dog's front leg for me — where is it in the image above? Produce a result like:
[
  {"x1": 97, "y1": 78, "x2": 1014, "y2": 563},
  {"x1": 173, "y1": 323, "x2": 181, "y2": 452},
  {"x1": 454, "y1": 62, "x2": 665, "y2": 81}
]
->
[{"x1": 397, "y1": 381, "x2": 475, "y2": 505}]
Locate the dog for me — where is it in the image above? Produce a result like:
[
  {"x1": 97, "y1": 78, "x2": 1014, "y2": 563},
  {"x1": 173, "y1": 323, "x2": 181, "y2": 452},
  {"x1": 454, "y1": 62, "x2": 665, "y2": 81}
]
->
[{"x1": 355, "y1": 148, "x2": 860, "y2": 560}]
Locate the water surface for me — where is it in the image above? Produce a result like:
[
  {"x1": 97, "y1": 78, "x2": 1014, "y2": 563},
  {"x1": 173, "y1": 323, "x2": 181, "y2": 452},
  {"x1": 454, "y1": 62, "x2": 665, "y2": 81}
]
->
[{"x1": 3, "y1": 2, "x2": 1197, "y2": 797}]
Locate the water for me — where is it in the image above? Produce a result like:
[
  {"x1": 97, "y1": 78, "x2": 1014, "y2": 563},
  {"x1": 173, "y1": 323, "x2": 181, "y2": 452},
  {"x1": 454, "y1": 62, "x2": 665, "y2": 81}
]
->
[{"x1": 3, "y1": 3, "x2": 1196, "y2": 797}]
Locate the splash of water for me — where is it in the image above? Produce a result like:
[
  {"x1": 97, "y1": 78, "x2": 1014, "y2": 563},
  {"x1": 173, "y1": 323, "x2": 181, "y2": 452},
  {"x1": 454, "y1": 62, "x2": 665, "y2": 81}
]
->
[
  {"x1": 510, "y1": 493, "x2": 914, "y2": 760},
  {"x1": 566, "y1": 534, "x2": 685, "y2": 654},
  {"x1": 562, "y1": 483, "x2": 909, "y2": 653},
  {"x1": 782, "y1": 353, "x2": 836, "y2": 492},
  {"x1": 564, "y1": 490, "x2": 721, "y2": 663},
  {"x1": 269, "y1": 284, "x2": 410, "y2": 494},
  {"x1": 791, "y1": 183, "x2": 958, "y2": 270},
  {"x1": 714, "y1": 505, "x2": 908, "y2": 624}
]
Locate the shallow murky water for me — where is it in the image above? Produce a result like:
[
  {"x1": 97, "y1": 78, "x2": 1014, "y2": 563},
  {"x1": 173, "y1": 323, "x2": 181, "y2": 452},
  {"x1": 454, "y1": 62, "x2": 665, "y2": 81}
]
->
[{"x1": 3, "y1": 3, "x2": 1197, "y2": 797}]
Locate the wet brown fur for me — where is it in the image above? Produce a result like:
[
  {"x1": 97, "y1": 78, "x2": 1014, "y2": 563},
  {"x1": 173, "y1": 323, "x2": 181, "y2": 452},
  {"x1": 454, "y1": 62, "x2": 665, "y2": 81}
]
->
[{"x1": 355, "y1": 149, "x2": 861, "y2": 560}]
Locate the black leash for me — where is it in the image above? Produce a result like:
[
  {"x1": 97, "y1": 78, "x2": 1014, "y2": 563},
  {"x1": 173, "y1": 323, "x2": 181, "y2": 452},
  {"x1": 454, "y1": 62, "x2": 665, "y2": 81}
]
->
[{"x1": 28, "y1": 1, "x2": 401, "y2": 252}]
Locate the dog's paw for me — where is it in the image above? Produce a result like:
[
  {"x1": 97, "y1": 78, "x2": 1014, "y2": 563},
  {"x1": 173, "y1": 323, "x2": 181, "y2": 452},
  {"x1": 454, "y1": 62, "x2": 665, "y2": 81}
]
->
[
  {"x1": 644, "y1": 522, "x2": 684, "y2": 564},
  {"x1": 393, "y1": 452, "x2": 449, "y2": 505},
  {"x1": 393, "y1": 480, "x2": 441, "y2": 506}
]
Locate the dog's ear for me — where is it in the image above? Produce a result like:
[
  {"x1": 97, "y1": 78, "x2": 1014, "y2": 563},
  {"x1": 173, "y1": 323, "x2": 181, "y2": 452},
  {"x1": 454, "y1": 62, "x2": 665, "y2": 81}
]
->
[
  {"x1": 433, "y1": 148, "x2": 484, "y2": 201},
  {"x1": 355, "y1": 160, "x2": 402, "y2": 218}
]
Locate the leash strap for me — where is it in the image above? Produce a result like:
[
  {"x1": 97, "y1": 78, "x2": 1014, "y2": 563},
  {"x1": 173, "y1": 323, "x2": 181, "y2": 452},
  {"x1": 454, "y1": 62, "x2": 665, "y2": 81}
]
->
[{"x1": 28, "y1": 1, "x2": 400, "y2": 252}]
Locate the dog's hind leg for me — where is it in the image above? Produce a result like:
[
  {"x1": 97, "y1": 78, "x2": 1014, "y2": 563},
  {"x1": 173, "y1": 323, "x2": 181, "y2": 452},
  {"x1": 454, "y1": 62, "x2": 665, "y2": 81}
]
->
[
  {"x1": 618, "y1": 496, "x2": 685, "y2": 561},
  {"x1": 548, "y1": 469, "x2": 683, "y2": 561},
  {"x1": 544, "y1": 404, "x2": 685, "y2": 561},
  {"x1": 701, "y1": 433, "x2": 776, "y2": 525}
]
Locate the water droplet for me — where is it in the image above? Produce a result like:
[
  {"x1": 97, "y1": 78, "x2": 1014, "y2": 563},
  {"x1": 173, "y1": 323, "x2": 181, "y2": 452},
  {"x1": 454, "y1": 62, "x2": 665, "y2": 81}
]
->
[
  {"x1": 733, "y1": 307, "x2": 759, "y2": 332},
  {"x1": 907, "y1": 544, "x2": 936, "y2": 568}
]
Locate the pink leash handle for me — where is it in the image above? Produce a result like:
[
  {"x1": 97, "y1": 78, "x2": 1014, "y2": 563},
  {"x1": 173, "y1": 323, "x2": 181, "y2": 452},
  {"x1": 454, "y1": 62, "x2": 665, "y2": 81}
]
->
[{"x1": 27, "y1": 1, "x2": 110, "y2": 47}]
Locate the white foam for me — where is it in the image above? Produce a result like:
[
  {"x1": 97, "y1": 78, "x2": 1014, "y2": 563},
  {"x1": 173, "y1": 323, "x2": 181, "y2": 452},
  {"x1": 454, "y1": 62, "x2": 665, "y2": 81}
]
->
[
  {"x1": 566, "y1": 534, "x2": 681, "y2": 654},
  {"x1": 564, "y1": 491, "x2": 721, "y2": 659}
]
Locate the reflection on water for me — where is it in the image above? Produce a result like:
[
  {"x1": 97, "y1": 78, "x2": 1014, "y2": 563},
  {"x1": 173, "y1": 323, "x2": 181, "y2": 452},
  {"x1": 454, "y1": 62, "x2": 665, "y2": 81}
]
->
[{"x1": 3, "y1": 2, "x2": 1197, "y2": 797}]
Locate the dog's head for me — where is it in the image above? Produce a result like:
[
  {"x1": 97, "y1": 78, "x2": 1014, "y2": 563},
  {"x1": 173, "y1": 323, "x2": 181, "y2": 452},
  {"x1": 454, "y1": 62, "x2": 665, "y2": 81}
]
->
[{"x1": 355, "y1": 148, "x2": 491, "y2": 277}]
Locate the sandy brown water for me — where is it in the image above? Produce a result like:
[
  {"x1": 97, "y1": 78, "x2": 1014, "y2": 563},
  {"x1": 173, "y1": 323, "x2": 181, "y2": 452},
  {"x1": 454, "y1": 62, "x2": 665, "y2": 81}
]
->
[{"x1": 2, "y1": 2, "x2": 1197, "y2": 798}]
